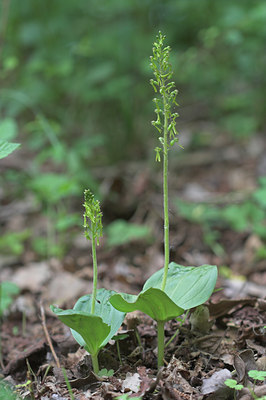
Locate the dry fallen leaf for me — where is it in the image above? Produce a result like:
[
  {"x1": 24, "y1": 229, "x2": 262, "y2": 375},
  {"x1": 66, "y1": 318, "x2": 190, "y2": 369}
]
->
[
  {"x1": 201, "y1": 369, "x2": 231, "y2": 394},
  {"x1": 122, "y1": 372, "x2": 141, "y2": 393}
]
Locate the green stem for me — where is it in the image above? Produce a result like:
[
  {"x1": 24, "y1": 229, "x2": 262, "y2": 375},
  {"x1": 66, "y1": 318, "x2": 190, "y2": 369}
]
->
[
  {"x1": 161, "y1": 86, "x2": 169, "y2": 292},
  {"x1": 91, "y1": 353, "x2": 99, "y2": 374},
  {"x1": 165, "y1": 326, "x2": 179, "y2": 349},
  {"x1": 157, "y1": 320, "x2": 165, "y2": 368},
  {"x1": 62, "y1": 368, "x2": 75, "y2": 400},
  {"x1": 91, "y1": 237, "x2": 98, "y2": 314},
  {"x1": 116, "y1": 340, "x2": 122, "y2": 366},
  {"x1": 165, "y1": 310, "x2": 189, "y2": 348},
  {"x1": 134, "y1": 327, "x2": 142, "y2": 349}
]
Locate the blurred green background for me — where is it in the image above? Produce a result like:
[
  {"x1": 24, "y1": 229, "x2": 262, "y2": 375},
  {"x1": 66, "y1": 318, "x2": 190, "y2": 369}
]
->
[{"x1": 0, "y1": 0, "x2": 265, "y2": 258}]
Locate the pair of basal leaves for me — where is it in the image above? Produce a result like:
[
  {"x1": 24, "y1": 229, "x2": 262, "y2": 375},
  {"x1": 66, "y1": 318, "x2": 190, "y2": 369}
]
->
[{"x1": 51, "y1": 262, "x2": 217, "y2": 357}]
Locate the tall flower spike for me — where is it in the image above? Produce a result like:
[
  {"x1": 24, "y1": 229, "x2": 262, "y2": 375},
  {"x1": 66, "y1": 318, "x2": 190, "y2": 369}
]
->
[
  {"x1": 150, "y1": 31, "x2": 182, "y2": 292},
  {"x1": 150, "y1": 31, "x2": 181, "y2": 161},
  {"x1": 83, "y1": 189, "x2": 103, "y2": 315},
  {"x1": 83, "y1": 189, "x2": 103, "y2": 244}
]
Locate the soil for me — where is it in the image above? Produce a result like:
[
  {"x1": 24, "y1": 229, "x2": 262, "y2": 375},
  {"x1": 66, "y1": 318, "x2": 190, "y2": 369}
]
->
[{"x1": 0, "y1": 128, "x2": 265, "y2": 399}]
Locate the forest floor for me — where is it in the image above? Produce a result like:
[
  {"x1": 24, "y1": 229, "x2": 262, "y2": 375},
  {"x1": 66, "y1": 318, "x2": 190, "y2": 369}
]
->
[{"x1": 0, "y1": 127, "x2": 266, "y2": 399}]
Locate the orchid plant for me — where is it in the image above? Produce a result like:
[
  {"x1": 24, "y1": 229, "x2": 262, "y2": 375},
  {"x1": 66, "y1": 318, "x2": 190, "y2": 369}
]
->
[
  {"x1": 51, "y1": 190, "x2": 125, "y2": 374},
  {"x1": 109, "y1": 32, "x2": 217, "y2": 368}
]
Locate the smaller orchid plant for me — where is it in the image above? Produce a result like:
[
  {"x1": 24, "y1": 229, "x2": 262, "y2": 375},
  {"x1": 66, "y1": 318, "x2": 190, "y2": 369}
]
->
[{"x1": 51, "y1": 190, "x2": 125, "y2": 374}]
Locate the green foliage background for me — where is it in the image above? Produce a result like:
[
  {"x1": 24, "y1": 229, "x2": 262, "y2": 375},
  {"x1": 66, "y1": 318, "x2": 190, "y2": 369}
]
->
[
  {"x1": 1, "y1": 0, "x2": 265, "y2": 257},
  {"x1": 2, "y1": 0, "x2": 265, "y2": 158}
]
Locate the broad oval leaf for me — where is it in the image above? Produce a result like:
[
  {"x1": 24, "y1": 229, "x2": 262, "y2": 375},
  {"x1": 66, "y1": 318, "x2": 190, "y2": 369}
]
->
[
  {"x1": 143, "y1": 263, "x2": 194, "y2": 290},
  {"x1": 144, "y1": 262, "x2": 218, "y2": 309},
  {"x1": 50, "y1": 305, "x2": 110, "y2": 356},
  {"x1": 72, "y1": 288, "x2": 125, "y2": 349},
  {"x1": 51, "y1": 288, "x2": 125, "y2": 356},
  {"x1": 110, "y1": 263, "x2": 217, "y2": 322},
  {"x1": 109, "y1": 288, "x2": 184, "y2": 322}
]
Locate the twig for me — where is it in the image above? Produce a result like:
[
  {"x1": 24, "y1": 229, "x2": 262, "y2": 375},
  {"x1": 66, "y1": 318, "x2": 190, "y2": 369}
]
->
[{"x1": 40, "y1": 302, "x2": 61, "y2": 368}]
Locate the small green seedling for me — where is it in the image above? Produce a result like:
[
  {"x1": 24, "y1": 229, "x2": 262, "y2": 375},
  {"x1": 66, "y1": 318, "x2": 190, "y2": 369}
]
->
[
  {"x1": 98, "y1": 368, "x2": 114, "y2": 377},
  {"x1": 110, "y1": 32, "x2": 218, "y2": 368},
  {"x1": 248, "y1": 370, "x2": 266, "y2": 382},
  {"x1": 51, "y1": 190, "x2": 125, "y2": 374},
  {"x1": 115, "y1": 395, "x2": 142, "y2": 400},
  {"x1": 249, "y1": 370, "x2": 266, "y2": 398},
  {"x1": 225, "y1": 371, "x2": 266, "y2": 400},
  {"x1": 225, "y1": 379, "x2": 244, "y2": 399}
]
